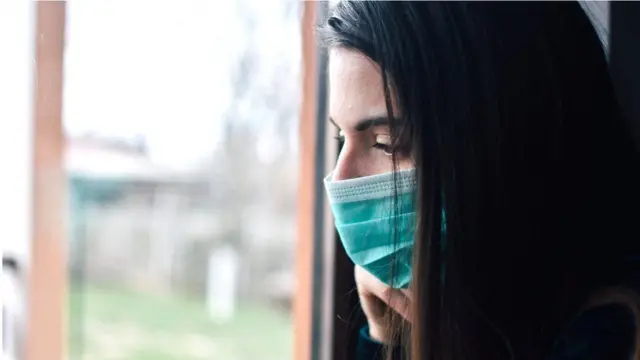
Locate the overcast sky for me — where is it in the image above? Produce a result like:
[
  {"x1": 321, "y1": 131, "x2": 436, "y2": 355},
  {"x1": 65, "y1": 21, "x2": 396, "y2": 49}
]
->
[{"x1": 64, "y1": 0, "x2": 296, "y2": 169}]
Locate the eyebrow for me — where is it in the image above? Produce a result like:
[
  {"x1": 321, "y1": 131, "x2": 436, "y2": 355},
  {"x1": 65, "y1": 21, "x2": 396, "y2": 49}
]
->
[{"x1": 329, "y1": 116, "x2": 401, "y2": 132}]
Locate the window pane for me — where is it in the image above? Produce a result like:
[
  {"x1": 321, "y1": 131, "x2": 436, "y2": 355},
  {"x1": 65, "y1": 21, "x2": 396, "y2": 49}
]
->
[
  {"x1": 64, "y1": 2, "x2": 301, "y2": 360},
  {"x1": 1, "y1": 2, "x2": 35, "y2": 358}
]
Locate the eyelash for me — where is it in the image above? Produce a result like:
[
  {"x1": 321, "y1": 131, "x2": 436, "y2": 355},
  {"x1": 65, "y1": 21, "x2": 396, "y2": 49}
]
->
[
  {"x1": 334, "y1": 135, "x2": 393, "y2": 155},
  {"x1": 373, "y1": 142, "x2": 393, "y2": 155}
]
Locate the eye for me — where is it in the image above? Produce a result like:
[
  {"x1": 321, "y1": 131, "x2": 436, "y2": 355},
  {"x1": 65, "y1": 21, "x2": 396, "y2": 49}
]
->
[
  {"x1": 334, "y1": 131, "x2": 345, "y2": 145},
  {"x1": 373, "y1": 134, "x2": 393, "y2": 156}
]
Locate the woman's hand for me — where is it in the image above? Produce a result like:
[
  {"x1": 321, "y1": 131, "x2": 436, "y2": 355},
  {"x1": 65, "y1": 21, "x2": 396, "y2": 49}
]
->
[{"x1": 354, "y1": 265, "x2": 413, "y2": 343}]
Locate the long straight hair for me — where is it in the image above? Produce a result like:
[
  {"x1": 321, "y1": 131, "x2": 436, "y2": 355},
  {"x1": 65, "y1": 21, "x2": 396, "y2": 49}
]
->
[{"x1": 322, "y1": 2, "x2": 640, "y2": 360}]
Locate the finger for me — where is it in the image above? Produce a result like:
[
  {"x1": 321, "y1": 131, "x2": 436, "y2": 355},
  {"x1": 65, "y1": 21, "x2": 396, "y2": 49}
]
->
[
  {"x1": 355, "y1": 266, "x2": 413, "y2": 322},
  {"x1": 400, "y1": 288, "x2": 413, "y2": 301},
  {"x1": 355, "y1": 265, "x2": 388, "y2": 296},
  {"x1": 380, "y1": 287, "x2": 412, "y2": 322}
]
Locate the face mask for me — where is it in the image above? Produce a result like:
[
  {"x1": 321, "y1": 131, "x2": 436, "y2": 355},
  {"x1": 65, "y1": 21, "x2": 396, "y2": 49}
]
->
[{"x1": 324, "y1": 169, "x2": 417, "y2": 289}]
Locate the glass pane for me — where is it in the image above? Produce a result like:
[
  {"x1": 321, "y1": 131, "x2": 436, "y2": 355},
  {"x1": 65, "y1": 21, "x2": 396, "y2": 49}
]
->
[
  {"x1": 0, "y1": 2, "x2": 34, "y2": 359},
  {"x1": 64, "y1": 1, "x2": 301, "y2": 360}
]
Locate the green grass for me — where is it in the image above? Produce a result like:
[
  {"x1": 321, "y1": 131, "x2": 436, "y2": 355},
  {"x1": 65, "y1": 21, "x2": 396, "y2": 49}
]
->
[{"x1": 68, "y1": 284, "x2": 292, "y2": 360}]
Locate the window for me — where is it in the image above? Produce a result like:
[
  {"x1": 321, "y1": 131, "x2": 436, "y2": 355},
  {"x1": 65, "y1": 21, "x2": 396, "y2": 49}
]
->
[
  {"x1": 63, "y1": 2, "x2": 306, "y2": 360},
  {"x1": 14, "y1": 1, "x2": 336, "y2": 360}
]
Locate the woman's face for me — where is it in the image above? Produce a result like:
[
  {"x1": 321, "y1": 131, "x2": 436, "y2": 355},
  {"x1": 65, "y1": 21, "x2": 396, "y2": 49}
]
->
[{"x1": 329, "y1": 48, "x2": 413, "y2": 181}]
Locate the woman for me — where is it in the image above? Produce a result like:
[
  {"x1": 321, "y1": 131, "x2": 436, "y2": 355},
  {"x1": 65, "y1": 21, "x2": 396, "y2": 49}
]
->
[{"x1": 321, "y1": 2, "x2": 640, "y2": 360}]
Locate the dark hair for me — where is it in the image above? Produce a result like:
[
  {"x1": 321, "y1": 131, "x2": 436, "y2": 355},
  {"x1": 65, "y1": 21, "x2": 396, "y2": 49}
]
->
[{"x1": 322, "y1": 2, "x2": 640, "y2": 360}]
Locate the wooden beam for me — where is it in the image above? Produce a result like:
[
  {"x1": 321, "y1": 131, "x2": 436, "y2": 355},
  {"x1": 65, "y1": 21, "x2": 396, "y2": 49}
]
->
[
  {"x1": 26, "y1": 2, "x2": 67, "y2": 360},
  {"x1": 294, "y1": 2, "x2": 319, "y2": 360}
]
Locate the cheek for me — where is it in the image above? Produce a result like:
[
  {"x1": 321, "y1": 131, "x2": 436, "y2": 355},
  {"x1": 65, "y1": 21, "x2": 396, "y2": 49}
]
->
[{"x1": 396, "y1": 158, "x2": 415, "y2": 171}]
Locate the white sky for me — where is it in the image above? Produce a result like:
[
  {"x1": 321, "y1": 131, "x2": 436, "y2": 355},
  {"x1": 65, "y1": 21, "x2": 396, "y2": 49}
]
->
[
  {"x1": 63, "y1": 0, "x2": 260, "y2": 169},
  {"x1": 0, "y1": 0, "x2": 35, "y2": 261},
  {"x1": 0, "y1": 0, "x2": 298, "y2": 262}
]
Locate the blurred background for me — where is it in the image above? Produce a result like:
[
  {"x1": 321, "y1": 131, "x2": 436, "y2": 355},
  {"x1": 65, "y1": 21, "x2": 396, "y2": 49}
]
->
[
  {"x1": 65, "y1": 1, "x2": 300, "y2": 360},
  {"x1": 2, "y1": 1, "x2": 308, "y2": 360}
]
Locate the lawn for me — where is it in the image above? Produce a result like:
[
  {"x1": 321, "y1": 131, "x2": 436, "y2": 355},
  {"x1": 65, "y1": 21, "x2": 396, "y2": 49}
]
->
[{"x1": 68, "y1": 284, "x2": 292, "y2": 360}]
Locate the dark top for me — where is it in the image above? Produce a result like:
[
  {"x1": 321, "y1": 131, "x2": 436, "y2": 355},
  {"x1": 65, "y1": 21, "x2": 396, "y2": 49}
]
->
[{"x1": 356, "y1": 304, "x2": 636, "y2": 360}]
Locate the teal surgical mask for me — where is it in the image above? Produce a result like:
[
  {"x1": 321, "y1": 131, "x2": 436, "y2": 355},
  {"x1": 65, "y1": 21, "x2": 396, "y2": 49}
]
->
[{"x1": 324, "y1": 169, "x2": 417, "y2": 289}]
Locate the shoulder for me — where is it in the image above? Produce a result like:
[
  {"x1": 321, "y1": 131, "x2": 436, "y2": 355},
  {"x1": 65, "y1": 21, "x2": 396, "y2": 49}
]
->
[{"x1": 548, "y1": 303, "x2": 637, "y2": 360}]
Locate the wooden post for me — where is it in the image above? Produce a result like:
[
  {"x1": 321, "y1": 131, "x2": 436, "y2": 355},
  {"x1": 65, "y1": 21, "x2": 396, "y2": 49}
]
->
[
  {"x1": 26, "y1": 2, "x2": 67, "y2": 360},
  {"x1": 294, "y1": 2, "x2": 319, "y2": 360}
]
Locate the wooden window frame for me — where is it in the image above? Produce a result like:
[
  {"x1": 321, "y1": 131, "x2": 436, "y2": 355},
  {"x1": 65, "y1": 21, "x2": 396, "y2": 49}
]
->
[
  {"x1": 26, "y1": 2, "x2": 67, "y2": 360},
  {"x1": 297, "y1": 2, "x2": 366, "y2": 360},
  {"x1": 295, "y1": 2, "x2": 342, "y2": 360}
]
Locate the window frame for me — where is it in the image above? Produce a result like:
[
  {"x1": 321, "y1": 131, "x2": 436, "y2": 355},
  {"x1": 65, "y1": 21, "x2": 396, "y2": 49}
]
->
[
  {"x1": 302, "y1": 2, "x2": 367, "y2": 360},
  {"x1": 295, "y1": 2, "x2": 345, "y2": 360},
  {"x1": 25, "y1": 2, "x2": 67, "y2": 360}
]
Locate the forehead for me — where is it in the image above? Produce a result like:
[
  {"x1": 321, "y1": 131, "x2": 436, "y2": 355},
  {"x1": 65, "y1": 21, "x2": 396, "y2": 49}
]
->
[{"x1": 328, "y1": 48, "x2": 387, "y2": 127}]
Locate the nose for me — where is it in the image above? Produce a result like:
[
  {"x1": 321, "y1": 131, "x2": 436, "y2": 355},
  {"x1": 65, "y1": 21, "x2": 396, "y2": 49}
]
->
[{"x1": 332, "y1": 145, "x2": 363, "y2": 181}]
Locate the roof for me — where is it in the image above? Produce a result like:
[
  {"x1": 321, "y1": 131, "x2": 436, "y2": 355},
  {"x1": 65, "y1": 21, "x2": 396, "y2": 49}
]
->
[{"x1": 66, "y1": 135, "x2": 202, "y2": 183}]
